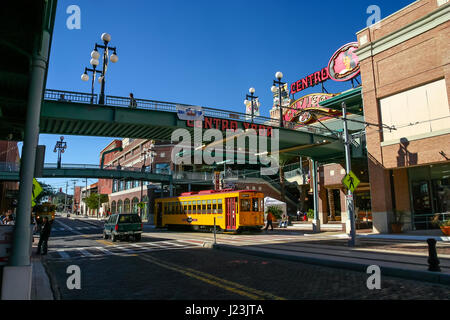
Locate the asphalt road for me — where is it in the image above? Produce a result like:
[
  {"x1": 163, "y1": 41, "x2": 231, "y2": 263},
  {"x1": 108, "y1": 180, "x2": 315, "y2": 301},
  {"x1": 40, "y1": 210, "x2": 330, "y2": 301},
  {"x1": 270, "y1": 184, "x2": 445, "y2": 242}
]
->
[{"x1": 40, "y1": 217, "x2": 450, "y2": 300}]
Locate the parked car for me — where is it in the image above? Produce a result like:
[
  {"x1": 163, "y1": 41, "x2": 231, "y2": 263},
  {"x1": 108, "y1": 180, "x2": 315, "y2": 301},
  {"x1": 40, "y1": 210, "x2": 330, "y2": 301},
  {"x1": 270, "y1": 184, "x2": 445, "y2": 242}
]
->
[{"x1": 103, "y1": 213, "x2": 143, "y2": 242}]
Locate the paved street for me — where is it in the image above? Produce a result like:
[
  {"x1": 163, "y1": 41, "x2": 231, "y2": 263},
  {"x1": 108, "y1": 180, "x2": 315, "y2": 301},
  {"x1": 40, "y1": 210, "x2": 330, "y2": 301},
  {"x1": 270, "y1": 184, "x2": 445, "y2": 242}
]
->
[{"x1": 38, "y1": 217, "x2": 450, "y2": 300}]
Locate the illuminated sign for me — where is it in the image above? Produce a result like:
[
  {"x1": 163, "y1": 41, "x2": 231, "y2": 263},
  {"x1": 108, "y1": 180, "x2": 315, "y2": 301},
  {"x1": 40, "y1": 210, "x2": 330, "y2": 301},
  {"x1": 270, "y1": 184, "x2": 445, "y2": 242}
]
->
[
  {"x1": 327, "y1": 42, "x2": 360, "y2": 82},
  {"x1": 290, "y1": 68, "x2": 330, "y2": 95},
  {"x1": 186, "y1": 116, "x2": 273, "y2": 137},
  {"x1": 283, "y1": 93, "x2": 337, "y2": 125}
]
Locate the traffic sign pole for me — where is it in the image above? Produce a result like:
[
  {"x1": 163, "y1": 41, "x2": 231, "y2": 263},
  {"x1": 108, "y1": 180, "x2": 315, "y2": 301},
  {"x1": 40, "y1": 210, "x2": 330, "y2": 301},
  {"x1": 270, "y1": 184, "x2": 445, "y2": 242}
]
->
[{"x1": 342, "y1": 102, "x2": 357, "y2": 247}]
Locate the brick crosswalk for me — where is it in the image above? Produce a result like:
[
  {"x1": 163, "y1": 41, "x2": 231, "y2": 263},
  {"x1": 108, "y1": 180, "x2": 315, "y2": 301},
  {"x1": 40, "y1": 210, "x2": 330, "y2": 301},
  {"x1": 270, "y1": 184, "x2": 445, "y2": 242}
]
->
[{"x1": 47, "y1": 240, "x2": 203, "y2": 260}]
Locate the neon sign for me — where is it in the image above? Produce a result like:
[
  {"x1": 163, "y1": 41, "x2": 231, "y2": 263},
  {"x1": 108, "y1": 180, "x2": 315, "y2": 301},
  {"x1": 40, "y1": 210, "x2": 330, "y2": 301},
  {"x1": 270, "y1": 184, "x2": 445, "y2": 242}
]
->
[
  {"x1": 327, "y1": 42, "x2": 360, "y2": 82},
  {"x1": 283, "y1": 93, "x2": 337, "y2": 125},
  {"x1": 290, "y1": 67, "x2": 330, "y2": 95}
]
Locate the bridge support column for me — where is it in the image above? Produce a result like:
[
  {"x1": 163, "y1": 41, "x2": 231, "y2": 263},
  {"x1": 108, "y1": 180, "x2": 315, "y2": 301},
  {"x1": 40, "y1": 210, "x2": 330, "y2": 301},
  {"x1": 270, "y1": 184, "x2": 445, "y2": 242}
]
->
[
  {"x1": 311, "y1": 159, "x2": 321, "y2": 233},
  {"x1": 2, "y1": 26, "x2": 51, "y2": 300}
]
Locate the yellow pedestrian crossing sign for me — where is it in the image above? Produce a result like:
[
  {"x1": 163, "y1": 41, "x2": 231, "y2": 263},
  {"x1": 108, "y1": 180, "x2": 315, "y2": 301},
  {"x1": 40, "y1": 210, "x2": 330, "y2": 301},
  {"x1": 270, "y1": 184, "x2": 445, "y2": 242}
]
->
[
  {"x1": 32, "y1": 178, "x2": 43, "y2": 206},
  {"x1": 342, "y1": 171, "x2": 360, "y2": 192}
]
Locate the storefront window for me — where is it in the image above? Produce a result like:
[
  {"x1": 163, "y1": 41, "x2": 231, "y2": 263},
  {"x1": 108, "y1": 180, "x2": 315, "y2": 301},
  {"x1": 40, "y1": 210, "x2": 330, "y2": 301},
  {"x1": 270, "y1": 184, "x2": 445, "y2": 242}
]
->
[{"x1": 409, "y1": 163, "x2": 450, "y2": 230}]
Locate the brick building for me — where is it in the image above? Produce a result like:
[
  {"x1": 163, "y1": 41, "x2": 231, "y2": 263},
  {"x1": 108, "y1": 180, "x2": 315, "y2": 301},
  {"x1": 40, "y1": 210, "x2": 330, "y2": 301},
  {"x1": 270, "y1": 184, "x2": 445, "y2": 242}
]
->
[
  {"x1": 355, "y1": 0, "x2": 450, "y2": 232},
  {"x1": 100, "y1": 138, "x2": 176, "y2": 221},
  {"x1": 0, "y1": 140, "x2": 20, "y2": 214}
]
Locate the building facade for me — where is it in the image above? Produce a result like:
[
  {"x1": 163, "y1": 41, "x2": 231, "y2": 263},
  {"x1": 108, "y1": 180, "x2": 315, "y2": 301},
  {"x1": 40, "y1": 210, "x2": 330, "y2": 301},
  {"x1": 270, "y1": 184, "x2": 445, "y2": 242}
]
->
[
  {"x1": 0, "y1": 140, "x2": 19, "y2": 215},
  {"x1": 355, "y1": 0, "x2": 450, "y2": 232}
]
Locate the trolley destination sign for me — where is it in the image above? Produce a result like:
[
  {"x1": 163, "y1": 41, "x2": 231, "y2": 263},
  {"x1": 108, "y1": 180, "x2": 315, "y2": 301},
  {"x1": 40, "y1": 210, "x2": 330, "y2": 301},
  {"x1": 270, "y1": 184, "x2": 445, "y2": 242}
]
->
[{"x1": 185, "y1": 116, "x2": 274, "y2": 137}]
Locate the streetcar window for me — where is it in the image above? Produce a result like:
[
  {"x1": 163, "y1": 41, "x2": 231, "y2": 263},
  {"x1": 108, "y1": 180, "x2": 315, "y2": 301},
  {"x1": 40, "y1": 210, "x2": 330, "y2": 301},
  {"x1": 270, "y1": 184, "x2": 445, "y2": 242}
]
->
[
  {"x1": 212, "y1": 199, "x2": 217, "y2": 213},
  {"x1": 202, "y1": 200, "x2": 206, "y2": 213},
  {"x1": 183, "y1": 202, "x2": 187, "y2": 214},
  {"x1": 197, "y1": 201, "x2": 201, "y2": 214},
  {"x1": 218, "y1": 199, "x2": 223, "y2": 214},
  {"x1": 240, "y1": 199, "x2": 251, "y2": 211},
  {"x1": 207, "y1": 200, "x2": 212, "y2": 214},
  {"x1": 252, "y1": 198, "x2": 259, "y2": 212},
  {"x1": 260, "y1": 198, "x2": 264, "y2": 212}
]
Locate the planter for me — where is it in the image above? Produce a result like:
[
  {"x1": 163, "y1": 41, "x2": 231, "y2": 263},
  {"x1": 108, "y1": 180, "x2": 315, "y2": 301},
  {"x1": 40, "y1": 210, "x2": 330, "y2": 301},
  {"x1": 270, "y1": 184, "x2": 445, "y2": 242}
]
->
[
  {"x1": 440, "y1": 226, "x2": 450, "y2": 236},
  {"x1": 391, "y1": 223, "x2": 402, "y2": 233}
]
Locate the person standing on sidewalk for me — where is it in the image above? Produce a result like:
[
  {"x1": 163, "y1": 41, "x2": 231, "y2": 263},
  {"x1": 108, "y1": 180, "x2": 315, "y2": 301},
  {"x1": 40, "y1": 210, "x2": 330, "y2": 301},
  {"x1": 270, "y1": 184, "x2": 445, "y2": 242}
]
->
[
  {"x1": 265, "y1": 211, "x2": 274, "y2": 231},
  {"x1": 37, "y1": 217, "x2": 52, "y2": 255}
]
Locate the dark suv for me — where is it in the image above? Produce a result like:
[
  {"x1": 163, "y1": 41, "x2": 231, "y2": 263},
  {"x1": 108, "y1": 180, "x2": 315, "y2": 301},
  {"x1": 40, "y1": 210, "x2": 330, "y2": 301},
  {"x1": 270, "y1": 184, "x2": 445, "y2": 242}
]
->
[{"x1": 103, "y1": 213, "x2": 143, "y2": 242}]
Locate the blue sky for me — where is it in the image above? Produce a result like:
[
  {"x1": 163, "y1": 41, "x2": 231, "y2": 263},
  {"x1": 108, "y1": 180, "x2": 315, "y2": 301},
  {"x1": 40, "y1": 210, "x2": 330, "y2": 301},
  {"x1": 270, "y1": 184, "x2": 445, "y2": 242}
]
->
[{"x1": 35, "y1": 0, "x2": 413, "y2": 191}]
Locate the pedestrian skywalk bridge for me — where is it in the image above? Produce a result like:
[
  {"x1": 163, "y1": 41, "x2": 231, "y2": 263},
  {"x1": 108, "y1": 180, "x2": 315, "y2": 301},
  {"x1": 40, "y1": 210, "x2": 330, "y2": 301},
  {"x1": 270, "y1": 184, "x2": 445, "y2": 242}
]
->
[{"x1": 47, "y1": 240, "x2": 203, "y2": 260}]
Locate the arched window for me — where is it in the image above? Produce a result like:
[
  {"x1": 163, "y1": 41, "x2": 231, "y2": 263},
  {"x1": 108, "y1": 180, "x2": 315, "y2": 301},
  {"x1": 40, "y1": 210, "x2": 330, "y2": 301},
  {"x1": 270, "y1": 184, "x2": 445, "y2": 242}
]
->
[
  {"x1": 124, "y1": 198, "x2": 130, "y2": 212},
  {"x1": 111, "y1": 201, "x2": 116, "y2": 214},
  {"x1": 132, "y1": 197, "x2": 139, "y2": 214},
  {"x1": 117, "y1": 200, "x2": 123, "y2": 213}
]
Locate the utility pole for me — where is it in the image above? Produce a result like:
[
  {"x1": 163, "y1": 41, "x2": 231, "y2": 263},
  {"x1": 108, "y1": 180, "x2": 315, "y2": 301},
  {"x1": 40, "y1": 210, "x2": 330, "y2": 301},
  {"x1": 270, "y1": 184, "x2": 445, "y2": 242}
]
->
[
  {"x1": 85, "y1": 178, "x2": 88, "y2": 216},
  {"x1": 73, "y1": 180, "x2": 76, "y2": 214},
  {"x1": 342, "y1": 101, "x2": 357, "y2": 247},
  {"x1": 64, "y1": 181, "x2": 68, "y2": 213}
]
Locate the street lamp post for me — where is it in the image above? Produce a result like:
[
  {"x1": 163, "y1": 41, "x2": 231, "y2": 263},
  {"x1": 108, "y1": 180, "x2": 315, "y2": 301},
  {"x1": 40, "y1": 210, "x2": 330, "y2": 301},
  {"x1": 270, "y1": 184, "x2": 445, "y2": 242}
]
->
[
  {"x1": 81, "y1": 58, "x2": 103, "y2": 104},
  {"x1": 53, "y1": 136, "x2": 67, "y2": 169},
  {"x1": 244, "y1": 87, "x2": 258, "y2": 123},
  {"x1": 271, "y1": 72, "x2": 286, "y2": 128},
  {"x1": 140, "y1": 142, "x2": 156, "y2": 218},
  {"x1": 81, "y1": 33, "x2": 118, "y2": 105}
]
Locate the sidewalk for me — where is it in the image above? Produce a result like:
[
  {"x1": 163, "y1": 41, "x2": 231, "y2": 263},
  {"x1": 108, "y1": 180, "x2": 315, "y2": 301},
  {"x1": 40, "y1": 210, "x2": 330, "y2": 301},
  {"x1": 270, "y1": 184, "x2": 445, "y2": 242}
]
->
[
  {"x1": 285, "y1": 222, "x2": 450, "y2": 242},
  {"x1": 213, "y1": 230, "x2": 450, "y2": 286},
  {"x1": 30, "y1": 241, "x2": 54, "y2": 300}
]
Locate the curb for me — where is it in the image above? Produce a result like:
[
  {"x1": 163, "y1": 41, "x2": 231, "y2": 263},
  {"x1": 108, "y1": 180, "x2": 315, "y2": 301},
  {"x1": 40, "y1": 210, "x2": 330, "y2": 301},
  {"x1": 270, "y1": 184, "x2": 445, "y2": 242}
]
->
[{"x1": 214, "y1": 244, "x2": 450, "y2": 286}]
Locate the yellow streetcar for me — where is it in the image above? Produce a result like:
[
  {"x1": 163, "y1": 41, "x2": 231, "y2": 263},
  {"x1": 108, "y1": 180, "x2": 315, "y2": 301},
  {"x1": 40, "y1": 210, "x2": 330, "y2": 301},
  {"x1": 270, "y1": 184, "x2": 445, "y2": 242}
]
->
[
  {"x1": 33, "y1": 202, "x2": 56, "y2": 224},
  {"x1": 154, "y1": 189, "x2": 265, "y2": 232}
]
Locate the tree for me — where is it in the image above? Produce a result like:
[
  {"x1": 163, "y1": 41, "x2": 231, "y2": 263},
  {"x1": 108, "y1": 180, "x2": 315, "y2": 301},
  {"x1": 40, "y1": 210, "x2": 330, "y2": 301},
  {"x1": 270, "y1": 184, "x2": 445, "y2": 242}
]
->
[
  {"x1": 34, "y1": 181, "x2": 56, "y2": 204},
  {"x1": 82, "y1": 193, "x2": 109, "y2": 210}
]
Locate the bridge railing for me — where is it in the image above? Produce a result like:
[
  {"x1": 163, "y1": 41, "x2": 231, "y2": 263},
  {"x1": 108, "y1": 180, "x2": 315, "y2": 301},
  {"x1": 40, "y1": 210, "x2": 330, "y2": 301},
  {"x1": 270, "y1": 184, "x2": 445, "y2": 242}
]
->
[
  {"x1": 44, "y1": 89, "x2": 338, "y2": 137},
  {"x1": 45, "y1": 89, "x2": 97, "y2": 104}
]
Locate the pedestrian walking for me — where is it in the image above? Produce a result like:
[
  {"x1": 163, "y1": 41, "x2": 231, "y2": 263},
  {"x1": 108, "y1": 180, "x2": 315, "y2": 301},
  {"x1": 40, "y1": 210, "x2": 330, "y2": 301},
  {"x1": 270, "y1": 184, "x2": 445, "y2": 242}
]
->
[
  {"x1": 129, "y1": 93, "x2": 137, "y2": 108},
  {"x1": 37, "y1": 217, "x2": 52, "y2": 255},
  {"x1": 265, "y1": 211, "x2": 274, "y2": 231}
]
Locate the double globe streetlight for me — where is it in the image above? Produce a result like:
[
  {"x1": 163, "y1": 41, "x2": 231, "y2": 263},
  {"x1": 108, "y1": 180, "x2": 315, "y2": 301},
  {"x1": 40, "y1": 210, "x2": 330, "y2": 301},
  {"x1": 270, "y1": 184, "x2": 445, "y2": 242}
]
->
[
  {"x1": 244, "y1": 87, "x2": 260, "y2": 123},
  {"x1": 81, "y1": 33, "x2": 118, "y2": 104},
  {"x1": 271, "y1": 71, "x2": 286, "y2": 128}
]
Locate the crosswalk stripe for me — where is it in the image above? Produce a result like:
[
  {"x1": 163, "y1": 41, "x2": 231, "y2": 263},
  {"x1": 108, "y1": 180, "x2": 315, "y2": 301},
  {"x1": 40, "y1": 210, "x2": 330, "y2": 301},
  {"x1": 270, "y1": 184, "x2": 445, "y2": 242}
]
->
[
  {"x1": 96, "y1": 247, "x2": 113, "y2": 255},
  {"x1": 57, "y1": 249, "x2": 70, "y2": 259},
  {"x1": 77, "y1": 248, "x2": 94, "y2": 257}
]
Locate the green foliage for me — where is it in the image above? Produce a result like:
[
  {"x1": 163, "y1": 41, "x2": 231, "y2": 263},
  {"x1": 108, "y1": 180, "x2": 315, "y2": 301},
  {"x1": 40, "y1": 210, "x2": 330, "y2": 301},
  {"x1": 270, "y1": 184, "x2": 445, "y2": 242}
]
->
[
  {"x1": 35, "y1": 181, "x2": 56, "y2": 204},
  {"x1": 266, "y1": 205, "x2": 283, "y2": 220},
  {"x1": 82, "y1": 193, "x2": 109, "y2": 210},
  {"x1": 307, "y1": 209, "x2": 314, "y2": 219}
]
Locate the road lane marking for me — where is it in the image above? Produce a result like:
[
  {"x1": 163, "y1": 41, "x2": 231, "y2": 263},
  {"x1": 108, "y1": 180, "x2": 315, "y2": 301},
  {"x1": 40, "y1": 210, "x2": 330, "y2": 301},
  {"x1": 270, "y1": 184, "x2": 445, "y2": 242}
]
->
[
  {"x1": 95, "y1": 239, "x2": 113, "y2": 246},
  {"x1": 138, "y1": 255, "x2": 285, "y2": 300}
]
